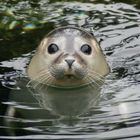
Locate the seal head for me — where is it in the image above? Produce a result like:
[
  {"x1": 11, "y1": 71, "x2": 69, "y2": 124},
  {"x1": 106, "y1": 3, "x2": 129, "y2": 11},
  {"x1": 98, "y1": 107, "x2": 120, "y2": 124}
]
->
[{"x1": 27, "y1": 26, "x2": 110, "y2": 88}]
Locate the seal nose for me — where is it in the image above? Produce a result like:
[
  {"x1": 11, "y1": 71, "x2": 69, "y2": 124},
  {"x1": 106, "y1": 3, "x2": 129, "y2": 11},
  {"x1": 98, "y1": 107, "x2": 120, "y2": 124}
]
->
[{"x1": 65, "y1": 59, "x2": 75, "y2": 68}]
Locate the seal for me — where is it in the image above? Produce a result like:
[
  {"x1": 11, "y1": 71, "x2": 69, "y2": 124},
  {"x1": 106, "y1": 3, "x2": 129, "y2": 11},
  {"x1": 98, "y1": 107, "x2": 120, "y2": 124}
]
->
[{"x1": 27, "y1": 26, "x2": 110, "y2": 88}]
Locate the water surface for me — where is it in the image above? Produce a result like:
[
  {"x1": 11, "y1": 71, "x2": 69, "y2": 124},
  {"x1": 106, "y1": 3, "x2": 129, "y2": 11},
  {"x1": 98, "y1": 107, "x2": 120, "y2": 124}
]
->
[{"x1": 0, "y1": 0, "x2": 140, "y2": 139}]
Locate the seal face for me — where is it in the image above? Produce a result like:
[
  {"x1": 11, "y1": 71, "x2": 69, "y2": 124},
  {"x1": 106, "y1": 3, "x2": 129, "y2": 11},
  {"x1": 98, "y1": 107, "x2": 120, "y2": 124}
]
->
[{"x1": 27, "y1": 26, "x2": 110, "y2": 88}]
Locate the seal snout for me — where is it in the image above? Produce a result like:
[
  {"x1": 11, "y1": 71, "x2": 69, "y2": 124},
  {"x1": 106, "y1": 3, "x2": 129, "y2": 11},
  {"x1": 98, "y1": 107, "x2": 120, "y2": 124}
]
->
[{"x1": 65, "y1": 59, "x2": 75, "y2": 69}]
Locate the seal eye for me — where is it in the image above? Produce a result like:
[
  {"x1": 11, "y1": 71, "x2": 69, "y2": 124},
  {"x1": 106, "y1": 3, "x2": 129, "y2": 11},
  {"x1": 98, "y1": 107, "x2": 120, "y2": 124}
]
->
[
  {"x1": 48, "y1": 44, "x2": 59, "y2": 54},
  {"x1": 80, "y1": 44, "x2": 92, "y2": 55}
]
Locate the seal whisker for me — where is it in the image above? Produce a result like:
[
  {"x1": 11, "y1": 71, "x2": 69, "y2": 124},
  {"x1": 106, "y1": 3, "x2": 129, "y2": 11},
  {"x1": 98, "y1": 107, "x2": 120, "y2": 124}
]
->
[
  {"x1": 88, "y1": 69, "x2": 105, "y2": 81},
  {"x1": 81, "y1": 69, "x2": 105, "y2": 88},
  {"x1": 30, "y1": 75, "x2": 52, "y2": 90},
  {"x1": 28, "y1": 68, "x2": 49, "y2": 81},
  {"x1": 27, "y1": 69, "x2": 51, "y2": 89},
  {"x1": 88, "y1": 74, "x2": 104, "y2": 86},
  {"x1": 85, "y1": 76, "x2": 101, "y2": 88},
  {"x1": 87, "y1": 70, "x2": 105, "y2": 84}
]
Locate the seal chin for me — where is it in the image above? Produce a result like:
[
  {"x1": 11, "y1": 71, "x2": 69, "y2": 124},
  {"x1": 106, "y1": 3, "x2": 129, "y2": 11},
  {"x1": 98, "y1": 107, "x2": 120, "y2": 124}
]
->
[{"x1": 51, "y1": 72, "x2": 85, "y2": 85}]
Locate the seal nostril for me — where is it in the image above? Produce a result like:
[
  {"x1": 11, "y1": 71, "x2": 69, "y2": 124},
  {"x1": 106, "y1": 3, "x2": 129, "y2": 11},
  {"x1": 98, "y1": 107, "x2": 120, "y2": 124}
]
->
[{"x1": 65, "y1": 59, "x2": 75, "y2": 68}]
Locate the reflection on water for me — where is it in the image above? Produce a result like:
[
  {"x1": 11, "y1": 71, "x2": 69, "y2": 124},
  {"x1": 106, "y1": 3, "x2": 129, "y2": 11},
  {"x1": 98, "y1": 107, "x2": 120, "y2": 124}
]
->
[
  {"x1": 0, "y1": 0, "x2": 140, "y2": 140},
  {"x1": 27, "y1": 81, "x2": 102, "y2": 117}
]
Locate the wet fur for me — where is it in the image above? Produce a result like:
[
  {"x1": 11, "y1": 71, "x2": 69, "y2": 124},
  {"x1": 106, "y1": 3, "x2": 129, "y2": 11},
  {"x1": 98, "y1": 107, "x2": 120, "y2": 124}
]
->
[{"x1": 27, "y1": 26, "x2": 110, "y2": 88}]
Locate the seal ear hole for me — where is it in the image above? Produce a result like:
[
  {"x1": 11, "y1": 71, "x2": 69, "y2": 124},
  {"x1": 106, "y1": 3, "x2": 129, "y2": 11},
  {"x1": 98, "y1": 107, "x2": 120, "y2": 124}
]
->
[
  {"x1": 48, "y1": 43, "x2": 59, "y2": 54},
  {"x1": 80, "y1": 44, "x2": 92, "y2": 55}
]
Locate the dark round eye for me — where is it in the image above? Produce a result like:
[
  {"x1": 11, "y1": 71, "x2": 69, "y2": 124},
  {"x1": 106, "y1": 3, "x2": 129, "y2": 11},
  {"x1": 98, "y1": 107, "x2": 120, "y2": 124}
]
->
[
  {"x1": 80, "y1": 44, "x2": 92, "y2": 55},
  {"x1": 48, "y1": 43, "x2": 59, "y2": 54}
]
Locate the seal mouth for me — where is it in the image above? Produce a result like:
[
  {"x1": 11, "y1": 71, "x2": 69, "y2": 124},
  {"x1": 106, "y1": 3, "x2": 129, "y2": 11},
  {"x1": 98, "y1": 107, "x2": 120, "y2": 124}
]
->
[
  {"x1": 64, "y1": 73, "x2": 83, "y2": 80},
  {"x1": 65, "y1": 74, "x2": 75, "y2": 79},
  {"x1": 42, "y1": 80, "x2": 97, "y2": 89}
]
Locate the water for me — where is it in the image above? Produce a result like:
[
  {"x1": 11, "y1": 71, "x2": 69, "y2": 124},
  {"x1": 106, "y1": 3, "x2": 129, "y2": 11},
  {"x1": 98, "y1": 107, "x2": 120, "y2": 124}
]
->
[{"x1": 0, "y1": 0, "x2": 140, "y2": 139}]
